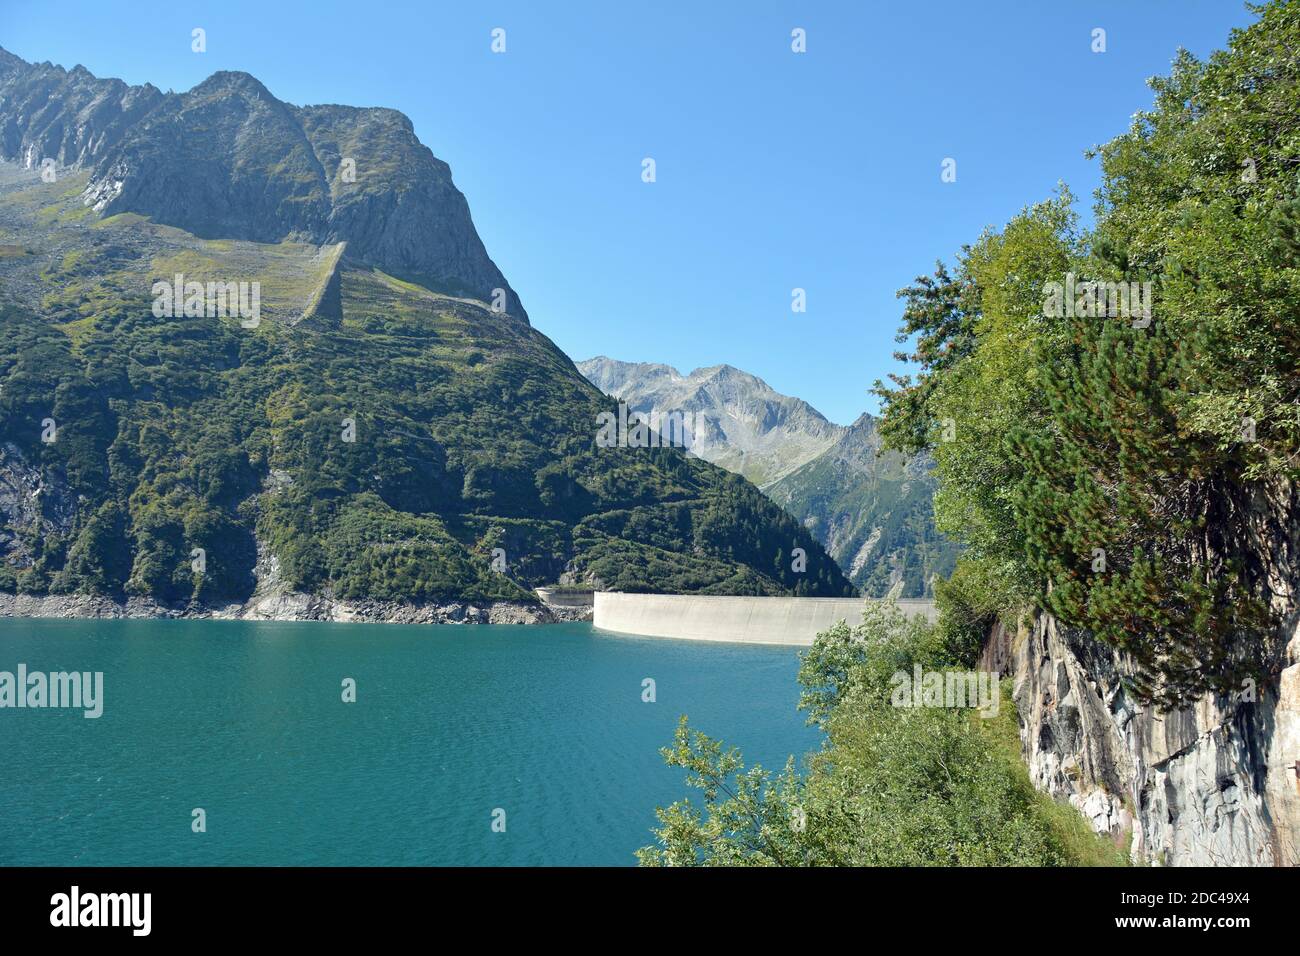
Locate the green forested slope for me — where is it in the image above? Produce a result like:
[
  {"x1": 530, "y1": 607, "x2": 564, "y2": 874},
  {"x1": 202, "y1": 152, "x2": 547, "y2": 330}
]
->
[
  {"x1": 0, "y1": 52, "x2": 853, "y2": 606},
  {"x1": 765, "y1": 414, "x2": 960, "y2": 598},
  {"x1": 0, "y1": 264, "x2": 851, "y2": 603}
]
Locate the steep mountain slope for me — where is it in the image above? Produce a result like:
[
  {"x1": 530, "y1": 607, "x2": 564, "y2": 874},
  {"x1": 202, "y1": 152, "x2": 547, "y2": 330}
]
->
[
  {"x1": 579, "y1": 358, "x2": 958, "y2": 597},
  {"x1": 764, "y1": 415, "x2": 959, "y2": 598},
  {"x1": 0, "y1": 51, "x2": 854, "y2": 611}
]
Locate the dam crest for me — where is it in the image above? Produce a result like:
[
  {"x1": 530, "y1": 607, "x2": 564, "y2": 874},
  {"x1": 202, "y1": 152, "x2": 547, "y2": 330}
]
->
[{"x1": 592, "y1": 592, "x2": 937, "y2": 646}]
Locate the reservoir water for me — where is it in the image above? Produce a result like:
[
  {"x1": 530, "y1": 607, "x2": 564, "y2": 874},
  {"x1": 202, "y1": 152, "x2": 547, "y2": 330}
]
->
[{"x1": 0, "y1": 618, "x2": 819, "y2": 866}]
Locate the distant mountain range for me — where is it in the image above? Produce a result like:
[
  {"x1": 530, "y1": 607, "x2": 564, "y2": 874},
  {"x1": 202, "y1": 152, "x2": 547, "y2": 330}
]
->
[
  {"x1": 0, "y1": 49, "x2": 854, "y2": 614},
  {"x1": 578, "y1": 357, "x2": 842, "y2": 487},
  {"x1": 578, "y1": 358, "x2": 959, "y2": 597}
]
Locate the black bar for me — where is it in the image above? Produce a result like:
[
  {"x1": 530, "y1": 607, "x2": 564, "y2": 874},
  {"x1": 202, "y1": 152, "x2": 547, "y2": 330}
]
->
[{"x1": 0, "y1": 866, "x2": 1283, "y2": 941}]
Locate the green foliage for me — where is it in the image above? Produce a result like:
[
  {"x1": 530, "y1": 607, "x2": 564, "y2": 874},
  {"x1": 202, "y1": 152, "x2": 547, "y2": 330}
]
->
[
  {"x1": 873, "y1": 192, "x2": 1080, "y2": 587},
  {"x1": 58, "y1": 501, "x2": 131, "y2": 593},
  {"x1": 871, "y1": 3, "x2": 1299, "y2": 704},
  {"x1": 872, "y1": 260, "x2": 984, "y2": 455},
  {"x1": 796, "y1": 603, "x2": 943, "y2": 728},
  {"x1": 635, "y1": 718, "x2": 807, "y2": 866},
  {"x1": 1010, "y1": 316, "x2": 1275, "y2": 705},
  {"x1": 0, "y1": 262, "x2": 853, "y2": 603},
  {"x1": 932, "y1": 558, "x2": 1022, "y2": 669},
  {"x1": 640, "y1": 605, "x2": 1126, "y2": 866}
]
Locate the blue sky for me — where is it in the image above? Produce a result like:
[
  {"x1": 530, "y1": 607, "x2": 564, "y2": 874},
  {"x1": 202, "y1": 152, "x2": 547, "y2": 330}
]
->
[{"x1": 2, "y1": 1, "x2": 1258, "y2": 424}]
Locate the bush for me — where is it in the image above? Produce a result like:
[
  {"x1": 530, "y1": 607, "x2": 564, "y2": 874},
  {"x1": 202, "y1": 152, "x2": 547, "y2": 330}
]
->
[{"x1": 639, "y1": 603, "x2": 1125, "y2": 866}]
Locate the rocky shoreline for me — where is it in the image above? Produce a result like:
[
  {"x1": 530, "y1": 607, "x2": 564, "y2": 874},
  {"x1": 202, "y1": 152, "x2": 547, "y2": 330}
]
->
[{"x1": 0, "y1": 590, "x2": 593, "y2": 625}]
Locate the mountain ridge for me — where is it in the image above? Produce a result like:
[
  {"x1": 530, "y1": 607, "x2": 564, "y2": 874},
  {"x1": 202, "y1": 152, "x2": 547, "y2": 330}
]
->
[
  {"x1": 578, "y1": 355, "x2": 844, "y2": 487},
  {"x1": 0, "y1": 47, "x2": 528, "y2": 319}
]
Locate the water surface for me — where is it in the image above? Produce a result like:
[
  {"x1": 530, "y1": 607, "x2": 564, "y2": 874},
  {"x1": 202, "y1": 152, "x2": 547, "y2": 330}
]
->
[{"x1": 0, "y1": 618, "x2": 818, "y2": 865}]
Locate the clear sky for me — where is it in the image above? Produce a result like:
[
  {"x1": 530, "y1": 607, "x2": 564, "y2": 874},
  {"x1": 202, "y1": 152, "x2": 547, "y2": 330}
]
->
[{"x1": 2, "y1": 1, "x2": 1259, "y2": 424}]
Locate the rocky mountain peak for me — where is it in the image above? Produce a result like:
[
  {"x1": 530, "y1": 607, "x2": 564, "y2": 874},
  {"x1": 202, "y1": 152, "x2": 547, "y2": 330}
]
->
[
  {"x1": 0, "y1": 49, "x2": 526, "y2": 321},
  {"x1": 577, "y1": 356, "x2": 845, "y2": 487},
  {"x1": 192, "y1": 70, "x2": 271, "y2": 95},
  {"x1": 578, "y1": 357, "x2": 957, "y2": 597},
  {"x1": 0, "y1": 48, "x2": 25, "y2": 74}
]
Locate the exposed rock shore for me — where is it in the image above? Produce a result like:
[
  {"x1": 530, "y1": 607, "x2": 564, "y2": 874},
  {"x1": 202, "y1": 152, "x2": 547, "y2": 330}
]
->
[{"x1": 0, "y1": 590, "x2": 592, "y2": 625}]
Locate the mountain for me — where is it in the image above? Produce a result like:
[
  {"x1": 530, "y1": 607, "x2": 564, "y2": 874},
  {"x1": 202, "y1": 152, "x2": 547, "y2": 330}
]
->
[
  {"x1": 578, "y1": 358, "x2": 959, "y2": 597},
  {"x1": 764, "y1": 415, "x2": 959, "y2": 598},
  {"x1": 578, "y1": 357, "x2": 843, "y2": 487},
  {"x1": 0, "y1": 53, "x2": 525, "y2": 318},
  {"x1": 0, "y1": 50, "x2": 854, "y2": 612}
]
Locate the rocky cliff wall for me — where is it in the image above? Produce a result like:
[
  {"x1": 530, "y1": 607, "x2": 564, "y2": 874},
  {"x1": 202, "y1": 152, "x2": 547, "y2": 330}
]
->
[{"x1": 983, "y1": 613, "x2": 1299, "y2": 865}]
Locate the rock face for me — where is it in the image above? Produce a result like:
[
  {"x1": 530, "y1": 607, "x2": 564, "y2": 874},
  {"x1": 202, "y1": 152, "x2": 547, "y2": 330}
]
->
[
  {"x1": 580, "y1": 357, "x2": 959, "y2": 597},
  {"x1": 0, "y1": 49, "x2": 526, "y2": 319},
  {"x1": 0, "y1": 50, "x2": 166, "y2": 169},
  {"x1": 985, "y1": 611, "x2": 1299, "y2": 866},
  {"x1": 991, "y1": 478, "x2": 1300, "y2": 865},
  {"x1": 0, "y1": 442, "x2": 76, "y2": 566}
]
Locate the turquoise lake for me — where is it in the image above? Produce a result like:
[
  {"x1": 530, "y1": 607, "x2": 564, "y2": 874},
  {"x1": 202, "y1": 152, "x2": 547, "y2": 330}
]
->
[{"x1": 0, "y1": 618, "x2": 819, "y2": 866}]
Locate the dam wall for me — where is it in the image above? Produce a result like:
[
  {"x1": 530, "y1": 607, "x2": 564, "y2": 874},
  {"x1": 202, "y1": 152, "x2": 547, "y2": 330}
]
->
[
  {"x1": 592, "y1": 592, "x2": 937, "y2": 646},
  {"x1": 534, "y1": 588, "x2": 595, "y2": 609}
]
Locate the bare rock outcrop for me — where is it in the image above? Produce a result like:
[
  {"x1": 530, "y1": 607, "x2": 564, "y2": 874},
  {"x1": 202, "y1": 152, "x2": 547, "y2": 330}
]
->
[{"x1": 984, "y1": 613, "x2": 1299, "y2": 865}]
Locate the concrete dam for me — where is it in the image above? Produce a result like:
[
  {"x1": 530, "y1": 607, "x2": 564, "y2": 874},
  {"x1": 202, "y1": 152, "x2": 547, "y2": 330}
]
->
[{"x1": 592, "y1": 592, "x2": 938, "y2": 646}]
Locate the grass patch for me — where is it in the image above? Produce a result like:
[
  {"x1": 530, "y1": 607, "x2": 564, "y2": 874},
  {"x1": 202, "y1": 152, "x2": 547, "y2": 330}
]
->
[{"x1": 976, "y1": 686, "x2": 1132, "y2": 867}]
